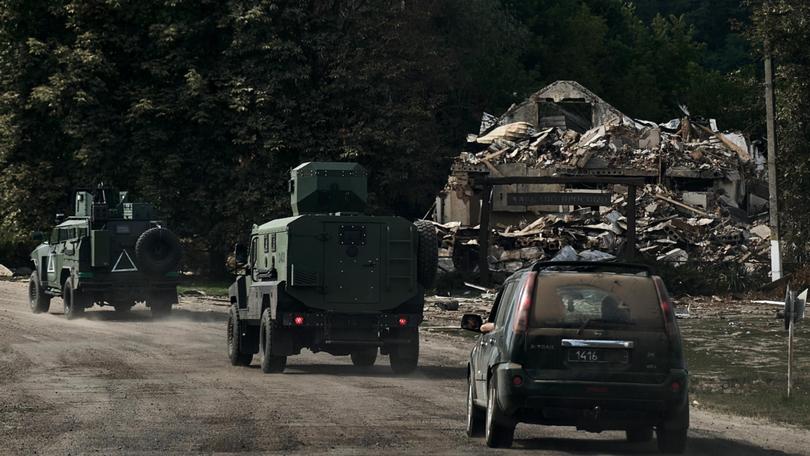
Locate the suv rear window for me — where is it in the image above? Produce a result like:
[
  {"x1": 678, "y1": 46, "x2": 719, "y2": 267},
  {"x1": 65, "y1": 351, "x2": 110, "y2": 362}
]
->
[{"x1": 532, "y1": 273, "x2": 663, "y2": 329}]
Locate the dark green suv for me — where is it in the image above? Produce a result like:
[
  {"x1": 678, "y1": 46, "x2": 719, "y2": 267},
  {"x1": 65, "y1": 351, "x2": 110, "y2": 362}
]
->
[{"x1": 461, "y1": 262, "x2": 688, "y2": 453}]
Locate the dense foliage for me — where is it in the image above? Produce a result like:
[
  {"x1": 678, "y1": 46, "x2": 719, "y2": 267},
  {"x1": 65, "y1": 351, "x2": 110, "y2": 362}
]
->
[{"x1": 0, "y1": 0, "x2": 802, "y2": 274}]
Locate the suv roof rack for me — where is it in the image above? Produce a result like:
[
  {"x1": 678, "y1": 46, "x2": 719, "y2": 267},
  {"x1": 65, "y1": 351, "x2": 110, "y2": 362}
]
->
[{"x1": 531, "y1": 261, "x2": 653, "y2": 276}]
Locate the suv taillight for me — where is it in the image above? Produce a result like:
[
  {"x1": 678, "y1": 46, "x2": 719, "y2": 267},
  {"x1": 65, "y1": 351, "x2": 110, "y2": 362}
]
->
[
  {"x1": 513, "y1": 272, "x2": 538, "y2": 334},
  {"x1": 653, "y1": 276, "x2": 676, "y2": 341}
]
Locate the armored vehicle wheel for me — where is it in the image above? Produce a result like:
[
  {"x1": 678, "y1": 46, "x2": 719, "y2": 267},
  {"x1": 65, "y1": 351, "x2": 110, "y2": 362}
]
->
[
  {"x1": 414, "y1": 220, "x2": 438, "y2": 289},
  {"x1": 62, "y1": 280, "x2": 86, "y2": 320},
  {"x1": 627, "y1": 426, "x2": 653, "y2": 443},
  {"x1": 29, "y1": 272, "x2": 51, "y2": 314},
  {"x1": 350, "y1": 348, "x2": 377, "y2": 367},
  {"x1": 135, "y1": 227, "x2": 182, "y2": 276},
  {"x1": 149, "y1": 290, "x2": 175, "y2": 318},
  {"x1": 260, "y1": 310, "x2": 286, "y2": 373},
  {"x1": 228, "y1": 307, "x2": 253, "y2": 366},
  {"x1": 485, "y1": 377, "x2": 515, "y2": 448},
  {"x1": 113, "y1": 303, "x2": 134, "y2": 314},
  {"x1": 389, "y1": 328, "x2": 419, "y2": 374}
]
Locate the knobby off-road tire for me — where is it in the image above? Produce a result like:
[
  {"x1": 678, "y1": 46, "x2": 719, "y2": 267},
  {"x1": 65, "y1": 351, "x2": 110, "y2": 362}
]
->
[
  {"x1": 149, "y1": 290, "x2": 176, "y2": 318},
  {"x1": 466, "y1": 373, "x2": 485, "y2": 437},
  {"x1": 135, "y1": 227, "x2": 182, "y2": 276},
  {"x1": 350, "y1": 348, "x2": 377, "y2": 367},
  {"x1": 29, "y1": 272, "x2": 51, "y2": 314},
  {"x1": 414, "y1": 220, "x2": 438, "y2": 289},
  {"x1": 62, "y1": 280, "x2": 85, "y2": 320},
  {"x1": 389, "y1": 328, "x2": 419, "y2": 374},
  {"x1": 260, "y1": 309, "x2": 286, "y2": 374},
  {"x1": 656, "y1": 427, "x2": 687, "y2": 454},
  {"x1": 227, "y1": 307, "x2": 253, "y2": 367},
  {"x1": 626, "y1": 426, "x2": 653, "y2": 443},
  {"x1": 485, "y1": 377, "x2": 515, "y2": 448},
  {"x1": 113, "y1": 303, "x2": 134, "y2": 314}
]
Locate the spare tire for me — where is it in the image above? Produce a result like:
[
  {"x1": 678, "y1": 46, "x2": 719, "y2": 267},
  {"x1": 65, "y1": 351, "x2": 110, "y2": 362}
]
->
[
  {"x1": 414, "y1": 220, "x2": 438, "y2": 289},
  {"x1": 135, "y1": 227, "x2": 182, "y2": 276}
]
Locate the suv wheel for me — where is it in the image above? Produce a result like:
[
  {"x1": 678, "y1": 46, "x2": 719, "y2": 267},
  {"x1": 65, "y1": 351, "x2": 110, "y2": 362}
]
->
[
  {"x1": 29, "y1": 272, "x2": 51, "y2": 314},
  {"x1": 227, "y1": 307, "x2": 253, "y2": 367},
  {"x1": 350, "y1": 348, "x2": 377, "y2": 367},
  {"x1": 627, "y1": 426, "x2": 653, "y2": 443},
  {"x1": 485, "y1": 377, "x2": 514, "y2": 448},
  {"x1": 465, "y1": 374, "x2": 484, "y2": 437},
  {"x1": 656, "y1": 427, "x2": 687, "y2": 454},
  {"x1": 62, "y1": 280, "x2": 85, "y2": 320},
  {"x1": 260, "y1": 309, "x2": 286, "y2": 373}
]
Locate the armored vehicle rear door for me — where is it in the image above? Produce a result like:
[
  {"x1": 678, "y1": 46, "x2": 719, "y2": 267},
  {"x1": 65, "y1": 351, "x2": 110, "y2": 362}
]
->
[{"x1": 323, "y1": 222, "x2": 381, "y2": 305}]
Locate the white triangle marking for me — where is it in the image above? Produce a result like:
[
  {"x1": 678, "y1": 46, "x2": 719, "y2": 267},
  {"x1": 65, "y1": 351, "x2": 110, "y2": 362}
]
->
[
  {"x1": 111, "y1": 250, "x2": 138, "y2": 272},
  {"x1": 47, "y1": 254, "x2": 55, "y2": 273}
]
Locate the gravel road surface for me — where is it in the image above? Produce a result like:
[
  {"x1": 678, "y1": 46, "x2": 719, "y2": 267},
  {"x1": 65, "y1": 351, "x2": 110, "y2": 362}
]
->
[{"x1": 0, "y1": 280, "x2": 807, "y2": 455}]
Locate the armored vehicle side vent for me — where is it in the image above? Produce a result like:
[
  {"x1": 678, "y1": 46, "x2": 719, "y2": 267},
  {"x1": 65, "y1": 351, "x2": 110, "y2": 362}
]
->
[
  {"x1": 291, "y1": 266, "x2": 319, "y2": 287},
  {"x1": 290, "y1": 162, "x2": 368, "y2": 216}
]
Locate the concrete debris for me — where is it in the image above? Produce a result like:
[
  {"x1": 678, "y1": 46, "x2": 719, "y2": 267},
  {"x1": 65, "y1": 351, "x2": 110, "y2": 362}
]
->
[
  {"x1": 0, "y1": 264, "x2": 12, "y2": 277},
  {"x1": 434, "y1": 81, "x2": 770, "y2": 277}
]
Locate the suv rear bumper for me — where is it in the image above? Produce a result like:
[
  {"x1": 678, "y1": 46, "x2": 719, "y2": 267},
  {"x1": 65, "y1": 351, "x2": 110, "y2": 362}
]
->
[{"x1": 493, "y1": 364, "x2": 689, "y2": 431}]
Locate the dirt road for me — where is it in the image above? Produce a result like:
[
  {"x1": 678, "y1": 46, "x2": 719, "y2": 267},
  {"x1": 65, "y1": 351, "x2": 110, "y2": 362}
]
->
[{"x1": 0, "y1": 280, "x2": 807, "y2": 455}]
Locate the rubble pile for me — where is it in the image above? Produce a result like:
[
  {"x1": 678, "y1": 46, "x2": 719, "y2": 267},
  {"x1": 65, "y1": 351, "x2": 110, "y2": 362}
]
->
[
  {"x1": 459, "y1": 116, "x2": 748, "y2": 174},
  {"x1": 434, "y1": 183, "x2": 769, "y2": 274}
]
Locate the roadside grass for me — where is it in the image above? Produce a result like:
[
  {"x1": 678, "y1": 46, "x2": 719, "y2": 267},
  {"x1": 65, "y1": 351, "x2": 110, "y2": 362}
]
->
[
  {"x1": 177, "y1": 279, "x2": 231, "y2": 297},
  {"x1": 681, "y1": 309, "x2": 810, "y2": 428}
]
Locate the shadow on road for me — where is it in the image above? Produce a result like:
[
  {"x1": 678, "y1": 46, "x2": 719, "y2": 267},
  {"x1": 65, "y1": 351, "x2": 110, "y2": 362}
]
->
[
  {"x1": 513, "y1": 435, "x2": 802, "y2": 455},
  {"x1": 284, "y1": 362, "x2": 466, "y2": 380}
]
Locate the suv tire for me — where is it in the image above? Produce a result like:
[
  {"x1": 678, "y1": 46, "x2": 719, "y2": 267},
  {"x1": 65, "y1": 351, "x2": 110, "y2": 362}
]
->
[
  {"x1": 485, "y1": 376, "x2": 514, "y2": 448},
  {"x1": 414, "y1": 220, "x2": 438, "y2": 289},
  {"x1": 260, "y1": 309, "x2": 286, "y2": 373},
  {"x1": 29, "y1": 272, "x2": 51, "y2": 314},
  {"x1": 63, "y1": 279, "x2": 85, "y2": 320},
  {"x1": 656, "y1": 427, "x2": 687, "y2": 454},
  {"x1": 466, "y1": 373, "x2": 485, "y2": 437},
  {"x1": 227, "y1": 307, "x2": 253, "y2": 366},
  {"x1": 350, "y1": 348, "x2": 377, "y2": 367}
]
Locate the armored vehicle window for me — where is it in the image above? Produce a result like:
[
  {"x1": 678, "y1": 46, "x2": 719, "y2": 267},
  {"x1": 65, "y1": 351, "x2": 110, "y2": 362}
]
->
[
  {"x1": 271, "y1": 233, "x2": 277, "y2": 252},
  {"x1": 250, "y1": 237, "x2": 258, "y2": 267},
  {"x1": 263, "y1": 235, "x2": 269, "y2": 253}
]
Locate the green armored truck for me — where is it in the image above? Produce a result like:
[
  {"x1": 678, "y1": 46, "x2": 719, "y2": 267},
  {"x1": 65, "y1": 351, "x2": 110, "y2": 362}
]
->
[
  {"x1": 226, "y1": 162, "x2": 437, "y2": 374},
  {"x1": 28, "y1": 186, "x2": 182, "y2": 319}
]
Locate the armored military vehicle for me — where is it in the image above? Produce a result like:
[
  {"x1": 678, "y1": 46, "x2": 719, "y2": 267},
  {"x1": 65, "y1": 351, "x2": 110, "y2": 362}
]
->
[
  {"x1": 226, "y1": 162, "x2": 438, "y2": 374},
  {"x1": 28, "y1": 185, "x2": 182, "y2": 319}
]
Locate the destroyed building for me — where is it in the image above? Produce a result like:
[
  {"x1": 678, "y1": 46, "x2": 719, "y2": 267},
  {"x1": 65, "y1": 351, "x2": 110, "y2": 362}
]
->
[{"x1": 433, "y1": 80, "x2": 770, "y2": 276}]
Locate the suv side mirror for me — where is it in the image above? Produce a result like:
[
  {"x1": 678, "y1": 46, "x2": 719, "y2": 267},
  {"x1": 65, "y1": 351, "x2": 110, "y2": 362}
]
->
[
  {"x1": 31, "y1": 231, "x2": 44, "y2": 242},
  {"x1": 461, "y1": 314, "x2": 483, "y2": 332},
  {"x1": 233, "y1": 243, "x2": 248, "y2": 266}
]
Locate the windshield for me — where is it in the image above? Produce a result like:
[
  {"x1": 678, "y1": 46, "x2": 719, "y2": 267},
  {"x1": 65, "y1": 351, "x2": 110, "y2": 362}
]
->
[{"x1": 532, "y1": 272, "x2": 663, "y2": 329}]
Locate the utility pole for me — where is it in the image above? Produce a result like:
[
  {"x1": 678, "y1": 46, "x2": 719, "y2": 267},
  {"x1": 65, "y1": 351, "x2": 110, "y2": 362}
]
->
[{"x1": 764, "y1": 49, "x2": 782, "y2": 281}]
